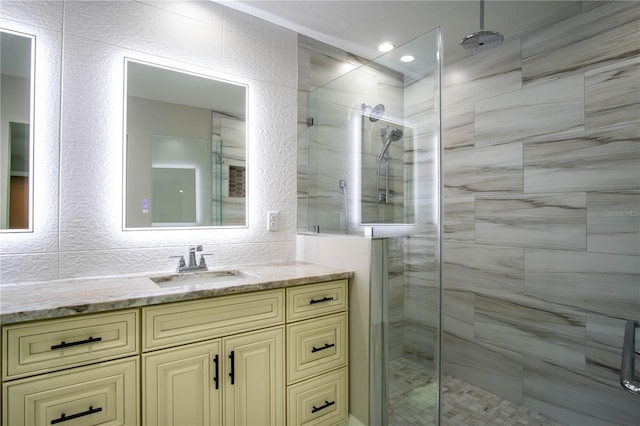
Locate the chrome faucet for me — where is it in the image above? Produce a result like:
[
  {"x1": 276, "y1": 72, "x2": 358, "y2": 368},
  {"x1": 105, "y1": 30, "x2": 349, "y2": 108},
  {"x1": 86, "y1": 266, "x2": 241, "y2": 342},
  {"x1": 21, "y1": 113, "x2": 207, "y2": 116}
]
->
[{"x1": 172, "y1": 245, "x2": 210, "y2": 273}]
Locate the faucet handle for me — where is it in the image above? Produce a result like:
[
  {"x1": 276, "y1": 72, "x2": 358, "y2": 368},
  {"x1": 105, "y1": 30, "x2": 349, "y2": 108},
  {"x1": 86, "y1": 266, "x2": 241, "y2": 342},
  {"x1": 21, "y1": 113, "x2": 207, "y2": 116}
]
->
[
  {"x1": 170, "y1": 255, "x2": 186, "y2": 271},
  {"x1": 199, "y1": 253, "x2": 213, "y2": 269}
]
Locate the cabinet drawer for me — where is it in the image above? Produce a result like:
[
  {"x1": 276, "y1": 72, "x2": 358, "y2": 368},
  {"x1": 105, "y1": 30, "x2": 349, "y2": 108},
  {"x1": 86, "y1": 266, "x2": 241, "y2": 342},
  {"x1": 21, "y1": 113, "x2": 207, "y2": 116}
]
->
[
  {"x1": 143, "y1": 289, "x2": 284, "y2": 350},
  {"x1": 287, "y1": 313, "x2": 347, "y2": 384},
  {"x1": 286, "y1": 280, "x2": 347, "y2": 322},
  {"x1": 2, "y1": 357, "x2": 139, "y2": 426},
  {"x1": 287, "y1": 367, "x2": 348, "y2": 426},
  {"x1": 2, "y1": 309, "x2": 139, "y2": 380}
]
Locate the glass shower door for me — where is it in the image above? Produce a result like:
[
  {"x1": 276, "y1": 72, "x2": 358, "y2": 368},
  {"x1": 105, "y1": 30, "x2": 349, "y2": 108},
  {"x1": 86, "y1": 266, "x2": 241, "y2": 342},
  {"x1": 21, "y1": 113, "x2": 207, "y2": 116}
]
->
[{"x1": 303, "y1": 27, "x2": 442, "y2": 425}]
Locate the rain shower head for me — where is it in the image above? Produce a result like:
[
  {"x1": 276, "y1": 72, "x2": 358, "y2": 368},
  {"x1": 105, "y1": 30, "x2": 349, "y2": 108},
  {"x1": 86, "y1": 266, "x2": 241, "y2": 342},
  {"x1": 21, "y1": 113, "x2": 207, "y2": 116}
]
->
[
  {"x1": 461, "y1": 0, "x2": 503, "y2": 53},
  {"x1": 461, "y1": 30, "x2": 504, "y2": 52},
  {"x1": 362, "y1": 103, "x2": 385, "y2": 122}
]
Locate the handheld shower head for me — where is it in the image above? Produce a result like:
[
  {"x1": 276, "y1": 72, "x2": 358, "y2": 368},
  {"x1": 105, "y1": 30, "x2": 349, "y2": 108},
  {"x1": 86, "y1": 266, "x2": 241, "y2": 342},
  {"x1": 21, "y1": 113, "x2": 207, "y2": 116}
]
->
[
  {"x1": 378, "y1": 127, "x2": 403, "y2": 160},
  {"x1": 389, "y1": 128, "x2": 403, "y2": 142}
]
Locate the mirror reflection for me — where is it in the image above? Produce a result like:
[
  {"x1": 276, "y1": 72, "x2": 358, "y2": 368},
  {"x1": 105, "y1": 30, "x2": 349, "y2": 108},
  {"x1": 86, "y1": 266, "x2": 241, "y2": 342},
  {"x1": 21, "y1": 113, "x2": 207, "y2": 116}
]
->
[
  {"x1": 361, "y1": 113, "x2": 412, "y2": 224},
  {"x1": 124, "y1": 59, "x2": 247, "y2": 229},
  {"x1": 1, "y1": 30, "x2": 34, "y2": 231}
]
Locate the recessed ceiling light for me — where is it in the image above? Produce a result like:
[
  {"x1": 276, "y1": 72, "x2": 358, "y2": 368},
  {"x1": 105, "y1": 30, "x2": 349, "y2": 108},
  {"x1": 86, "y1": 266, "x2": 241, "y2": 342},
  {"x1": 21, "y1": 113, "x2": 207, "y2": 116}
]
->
[
  {"x1": 378, "y1": 42, "x2": 394, "y2": 52},
  {"x1": 400, "y1": 55, "x2": 415, "y2": 63}
]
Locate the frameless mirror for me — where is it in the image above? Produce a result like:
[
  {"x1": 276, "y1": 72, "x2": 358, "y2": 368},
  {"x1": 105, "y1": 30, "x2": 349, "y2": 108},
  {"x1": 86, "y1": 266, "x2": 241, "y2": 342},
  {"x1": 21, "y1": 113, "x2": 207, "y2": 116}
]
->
[
  {"x1": 124, "y1": 59, "x2": 247, "y2": 229},
  {"x1": 1, "y1": 30, "x2": 34, "y2": 231}
]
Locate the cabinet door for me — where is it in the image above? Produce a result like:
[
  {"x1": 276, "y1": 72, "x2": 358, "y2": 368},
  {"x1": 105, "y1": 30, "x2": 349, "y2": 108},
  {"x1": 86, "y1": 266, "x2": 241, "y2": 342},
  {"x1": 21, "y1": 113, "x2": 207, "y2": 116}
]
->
[
  {"x1": 143, "y1": 340, "x2": 221, "y2": 426},
  {"x1": 223, "y1": 327, "x2": 284, "y2": 426}
]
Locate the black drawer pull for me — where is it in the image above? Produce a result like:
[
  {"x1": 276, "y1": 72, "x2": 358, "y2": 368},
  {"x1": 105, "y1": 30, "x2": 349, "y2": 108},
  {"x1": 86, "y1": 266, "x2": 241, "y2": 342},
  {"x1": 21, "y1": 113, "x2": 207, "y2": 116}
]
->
[
  {"x1": 51, "y1": 406, "x2": 102, "y2": 424},
  {"x1": 50, "y1": 336, "x2": 102, "y2": 350},
  {"x1": 309, "y1": 296, "x2": 334, "y2": 305},
  {"x1": 311, "y1": 343, "x2": 335, "y2": 353},
  {"x1": 311, "y1": 400, "x2": 335, "y2": 414},
  {"x1": 213, "y1": 354, "x2": 219, "y2": 389}
]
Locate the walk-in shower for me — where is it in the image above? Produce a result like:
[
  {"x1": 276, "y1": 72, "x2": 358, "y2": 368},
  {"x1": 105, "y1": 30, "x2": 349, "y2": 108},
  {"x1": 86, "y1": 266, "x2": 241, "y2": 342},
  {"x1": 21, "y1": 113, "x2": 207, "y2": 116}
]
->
[{"x1": 301, "y1": 28, "x2": 442, "y2": 425}]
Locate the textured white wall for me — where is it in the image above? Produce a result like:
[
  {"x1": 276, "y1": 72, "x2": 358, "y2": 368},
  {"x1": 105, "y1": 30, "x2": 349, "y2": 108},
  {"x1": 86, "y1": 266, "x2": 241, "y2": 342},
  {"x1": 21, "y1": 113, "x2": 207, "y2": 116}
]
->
[{"x1": 0, "y1": 1, "x2": 299, "y2": 283}]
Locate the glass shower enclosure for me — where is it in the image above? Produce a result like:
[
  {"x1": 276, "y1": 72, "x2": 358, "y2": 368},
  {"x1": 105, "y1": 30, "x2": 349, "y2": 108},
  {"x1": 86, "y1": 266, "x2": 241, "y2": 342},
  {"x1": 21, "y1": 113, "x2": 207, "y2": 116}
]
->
[{"x1": 300, "y1": 28, "x2": 442, "y2": 424}]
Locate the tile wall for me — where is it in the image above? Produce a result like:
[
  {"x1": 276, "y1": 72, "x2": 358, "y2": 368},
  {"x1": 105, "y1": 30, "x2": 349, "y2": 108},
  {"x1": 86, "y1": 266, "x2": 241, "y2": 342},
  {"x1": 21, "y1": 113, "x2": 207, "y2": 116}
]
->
[
  {"x1": 0, "y1": 1, "x2": 299, "y2": 283},
  {"x1": 442, "y1": 2, "x2": 639, "y2": 425}
]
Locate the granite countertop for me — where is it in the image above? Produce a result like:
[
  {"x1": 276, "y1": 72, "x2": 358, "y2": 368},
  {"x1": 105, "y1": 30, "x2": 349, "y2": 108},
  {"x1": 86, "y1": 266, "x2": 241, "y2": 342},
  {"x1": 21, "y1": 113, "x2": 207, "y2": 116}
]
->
[{"x1": 0, "y1": 261, "x2": 353, "y2": 325}]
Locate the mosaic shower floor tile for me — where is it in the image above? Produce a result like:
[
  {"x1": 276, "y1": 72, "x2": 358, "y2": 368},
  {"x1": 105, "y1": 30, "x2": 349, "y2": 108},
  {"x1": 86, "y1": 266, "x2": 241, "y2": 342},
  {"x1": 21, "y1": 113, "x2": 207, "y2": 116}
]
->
[{"x1": 387, "y1": 356, "x2": 567, "y2": 426}]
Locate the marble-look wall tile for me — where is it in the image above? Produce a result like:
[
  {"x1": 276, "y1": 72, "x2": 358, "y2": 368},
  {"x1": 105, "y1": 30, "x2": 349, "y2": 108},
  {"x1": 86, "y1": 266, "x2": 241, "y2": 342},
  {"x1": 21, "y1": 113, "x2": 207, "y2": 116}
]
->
[
  {"x1": 585, "y1": 57, "x2": 640, "y2": 130},
  {"x1": 444, "y1": 142, "x2": 523, "y2": 196},
  {"x1": 524, "y1": 123, "x2": 640, "y2": 193},
  {"x1": 443, "y1": 38, "x2": 522, "y2": 109},
  {"x1": 524, "y1": 249, "x2": 640, "y2": 320},
  {"x1": 476, "y1": 193, "x2": 586, "y2": 251},
  {"x1": 587, "y1": 191, "x2": 640, "y2": 256},
  {"x1": 405, "y1": 284, "x2": 438, "y2": 329},
  {"x1": 443, "y1": 333, "x2": 523, "y2": 403},
  {"x1": 440, "y1": 2, "x2": 640, "y2": 423},
  {"x1": 444, "y1": 242, "x2": 524, "y2": 299},
  {"x1": 523, "y1": 357, "x2": 640, "y2": 426},
  {"x1": 584, "y1": 314, "x2": 629, "y2": 378},
  {"x1": 474, "y1": 75, "x2": 584, "y2": 148},
  {"x1": 442, "y1": 102, "x2": 474, "y2": 151},
  {"x1": 475, "y1": 295, "x2": 586, "y2": 369},
  {"x1": 443, "y1": 289, "x2": 474, "y2": 340},
  {"x1": 443, "y1": 196, "x2": 475, "y2": 242},
  {"x1": 522, "y1": 2, "x2": 640, "y2": 83},
  {"x1": 299, "y1": 35, "x2": 362, "y2": 91}
]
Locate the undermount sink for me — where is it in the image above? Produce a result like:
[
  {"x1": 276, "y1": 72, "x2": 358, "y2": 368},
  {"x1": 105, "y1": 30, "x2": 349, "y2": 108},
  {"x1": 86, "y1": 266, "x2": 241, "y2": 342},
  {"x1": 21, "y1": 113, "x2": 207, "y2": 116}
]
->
[{"x1": 149, "y1": 269, "x2": 252, "y2": 288}]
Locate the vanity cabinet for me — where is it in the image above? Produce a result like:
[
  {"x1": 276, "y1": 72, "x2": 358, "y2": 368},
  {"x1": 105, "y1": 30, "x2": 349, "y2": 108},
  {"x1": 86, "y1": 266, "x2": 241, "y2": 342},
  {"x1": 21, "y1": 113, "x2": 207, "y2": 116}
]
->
[
  {"x1": 286, "y1": 280, "x2": 349, "y2": 426},
  {"x1": 1, "y1": 277, "x2": 349, "y2": 426},
  {"x1": 1, "y1": 310, "x2": 140, "y2": 425},
  {"x1": 141, "y1": 289, "x2": 285, "y2": 426}
]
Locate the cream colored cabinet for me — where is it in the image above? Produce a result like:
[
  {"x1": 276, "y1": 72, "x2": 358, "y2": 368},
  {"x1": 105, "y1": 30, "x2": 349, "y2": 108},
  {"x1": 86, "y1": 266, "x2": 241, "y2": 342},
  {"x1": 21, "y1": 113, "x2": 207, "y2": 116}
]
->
[
  {"x1": 142, "y1": 289, "x2": 285, "y2": 426},
  {"x1": 222, "y1": 327, "x2": 284, "y2": 426},
  {"x1": 1, "y1": 310, "x2": 140, "y2": 426},
  {"x1": 1, "y1": 279, "x2": 348, "y2": 426},
  {"x1": 286, "y1": 280, "x2": 349, "y2": 426},
  {"x1": 142, "y1": 340, "x2": 221, "y2": 426}
]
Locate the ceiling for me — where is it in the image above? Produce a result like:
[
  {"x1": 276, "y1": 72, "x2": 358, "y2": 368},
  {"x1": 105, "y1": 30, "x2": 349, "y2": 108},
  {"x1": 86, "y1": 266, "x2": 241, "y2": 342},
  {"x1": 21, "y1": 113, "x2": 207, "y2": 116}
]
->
[{"x1": 223, "y1": 1, "x2": 584, "y2": 61}]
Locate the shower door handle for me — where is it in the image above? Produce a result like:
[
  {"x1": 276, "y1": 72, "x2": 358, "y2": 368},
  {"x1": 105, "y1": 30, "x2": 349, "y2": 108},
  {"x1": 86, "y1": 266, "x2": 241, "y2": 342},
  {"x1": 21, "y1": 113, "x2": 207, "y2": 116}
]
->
[{"x1": 620, "y1": 319, "x2": 640, "y2": 394}]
